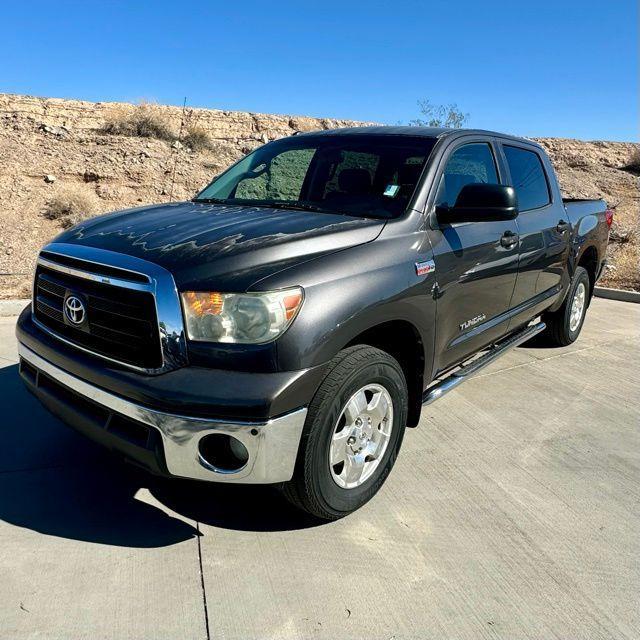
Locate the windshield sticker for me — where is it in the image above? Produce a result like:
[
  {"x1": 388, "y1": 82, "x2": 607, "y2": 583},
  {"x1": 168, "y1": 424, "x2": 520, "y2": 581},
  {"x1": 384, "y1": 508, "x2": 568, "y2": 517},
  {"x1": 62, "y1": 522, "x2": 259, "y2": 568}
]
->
[
  {"x1": 415, "y1": 260, "x2": 436, "y2": 276},
  {"x1": 383, "y1": 184, "x2": 400, "y2": 197}
]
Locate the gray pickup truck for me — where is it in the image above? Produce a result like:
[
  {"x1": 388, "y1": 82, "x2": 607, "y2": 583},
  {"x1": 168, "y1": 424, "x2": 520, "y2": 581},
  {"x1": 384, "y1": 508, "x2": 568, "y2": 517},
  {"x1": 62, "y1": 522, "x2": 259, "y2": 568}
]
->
[{"x1": 17, "y1": 126, "x2": 611, "y2": 519}]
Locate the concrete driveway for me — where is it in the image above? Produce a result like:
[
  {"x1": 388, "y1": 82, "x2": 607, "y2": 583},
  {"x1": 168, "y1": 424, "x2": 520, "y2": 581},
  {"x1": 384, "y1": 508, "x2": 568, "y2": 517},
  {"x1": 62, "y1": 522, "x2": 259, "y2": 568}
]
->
[{"x1": 1, "y1": 298, "x2": 638, "y2": 640}]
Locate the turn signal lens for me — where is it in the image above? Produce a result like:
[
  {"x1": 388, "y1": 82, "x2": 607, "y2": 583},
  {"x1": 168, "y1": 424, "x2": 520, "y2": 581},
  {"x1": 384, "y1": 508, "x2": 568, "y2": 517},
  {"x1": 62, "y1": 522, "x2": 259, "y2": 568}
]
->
[
  {"x1": 283, "y1": 292, "x2": 303, "y2": 320},
  {"x1": 181, "y1": 288, "x2": 303, "y2": 344},
  {"x1": 183, "y1": 291, "x2": 224, "y2": 315}
]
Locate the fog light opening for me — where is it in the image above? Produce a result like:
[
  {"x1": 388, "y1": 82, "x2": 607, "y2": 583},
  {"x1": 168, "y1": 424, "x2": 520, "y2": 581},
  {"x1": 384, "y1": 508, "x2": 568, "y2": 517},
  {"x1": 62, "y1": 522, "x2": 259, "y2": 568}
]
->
[{"x1": 198, "y1": 434, "x2": 250, "y2": 473}]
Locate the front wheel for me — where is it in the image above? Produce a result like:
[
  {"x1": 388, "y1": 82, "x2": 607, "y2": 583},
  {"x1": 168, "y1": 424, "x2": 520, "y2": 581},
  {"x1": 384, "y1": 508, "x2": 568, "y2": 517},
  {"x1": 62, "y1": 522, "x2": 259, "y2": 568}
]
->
[{"x1": 281, "y1": 346, "x2": 408, "y2": 520}]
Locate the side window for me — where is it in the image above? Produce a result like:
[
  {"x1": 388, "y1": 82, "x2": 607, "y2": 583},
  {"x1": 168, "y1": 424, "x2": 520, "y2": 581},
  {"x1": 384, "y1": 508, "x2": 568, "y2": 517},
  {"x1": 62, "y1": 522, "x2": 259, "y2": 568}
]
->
[
  {"x1": 503, "y1": 145, "x2": 550, "y2": 211},
  {"x1": 435, "y1": 143, "x2": 499, "y2": 207}
]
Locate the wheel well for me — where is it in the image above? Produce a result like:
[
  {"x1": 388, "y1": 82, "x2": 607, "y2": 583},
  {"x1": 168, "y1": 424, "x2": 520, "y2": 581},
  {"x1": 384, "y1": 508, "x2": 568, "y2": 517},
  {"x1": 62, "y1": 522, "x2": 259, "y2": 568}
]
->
[
  {"x1": 346, "y1": 320, "x2": 425, "y2": 428},
  {"x1": 578, "y1": 246, "x2": 598, "y2": 300}
]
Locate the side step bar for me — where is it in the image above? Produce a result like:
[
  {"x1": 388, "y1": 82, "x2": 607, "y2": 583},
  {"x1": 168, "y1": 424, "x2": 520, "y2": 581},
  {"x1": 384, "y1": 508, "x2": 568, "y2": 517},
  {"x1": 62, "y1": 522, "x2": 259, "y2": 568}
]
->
[{"x1": 422, "y1": 321, "x2": 546, "y2": 405}]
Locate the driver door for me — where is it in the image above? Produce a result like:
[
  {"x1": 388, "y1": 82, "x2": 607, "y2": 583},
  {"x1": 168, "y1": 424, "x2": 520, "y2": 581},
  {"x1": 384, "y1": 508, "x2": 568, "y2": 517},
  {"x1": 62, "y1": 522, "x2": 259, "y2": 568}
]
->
[{"x1": 428, "y1": 139, "x2": 520, "y2": 374}]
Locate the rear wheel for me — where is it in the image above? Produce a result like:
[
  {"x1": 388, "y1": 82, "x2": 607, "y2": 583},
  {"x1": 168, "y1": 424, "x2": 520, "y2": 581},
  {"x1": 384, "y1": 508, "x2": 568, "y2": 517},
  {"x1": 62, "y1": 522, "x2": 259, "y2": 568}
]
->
[
  {"x1": 540, "y1": 266, "x2": 590, "y2": 346},
  {"x1": 281, "y1": 346, "x2": 408, "y2": 520}
]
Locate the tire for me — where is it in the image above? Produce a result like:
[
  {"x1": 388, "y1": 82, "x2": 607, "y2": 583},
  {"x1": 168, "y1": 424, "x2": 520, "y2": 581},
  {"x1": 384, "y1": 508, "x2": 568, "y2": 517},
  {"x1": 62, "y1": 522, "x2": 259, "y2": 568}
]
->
[
  {"x1": 540, "y1": 266, "x2": 590, "y2": 346},
  {"x1": 281, "y1": 345, "x2": 408, "y2": 520}
]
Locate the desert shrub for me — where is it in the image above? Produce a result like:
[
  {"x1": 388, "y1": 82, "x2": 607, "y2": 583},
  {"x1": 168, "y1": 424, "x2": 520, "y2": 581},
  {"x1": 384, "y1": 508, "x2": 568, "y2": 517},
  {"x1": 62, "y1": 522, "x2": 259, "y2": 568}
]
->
[
  {"x1": 101, "y1": 102, "x2": 174, "y2": 141},
  {"x1": 43, "y1": 185, "x2": 98, "y2": 228},
  {"x1": 608, "y1": 221, "x2": 635, "y2": 245},
  {"x1": 602, "y1": 242, "x2": 640, "y2": 292},
  {"x1": 409, "y1": 100, "x2": 469, "y2": 128},
  {"x1": 623, "y1": 148, "x2": 640, "y2": 174},
  {"x1": 183, "y1": 126, "x2": 212, "y2": 152}
]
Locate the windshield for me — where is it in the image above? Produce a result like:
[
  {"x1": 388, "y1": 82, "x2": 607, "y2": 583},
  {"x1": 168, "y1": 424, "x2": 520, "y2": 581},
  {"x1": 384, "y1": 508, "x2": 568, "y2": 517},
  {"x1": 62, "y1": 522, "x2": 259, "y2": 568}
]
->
[{"x1": 194, "y1": 134, "x2": 437, "y2": 219}]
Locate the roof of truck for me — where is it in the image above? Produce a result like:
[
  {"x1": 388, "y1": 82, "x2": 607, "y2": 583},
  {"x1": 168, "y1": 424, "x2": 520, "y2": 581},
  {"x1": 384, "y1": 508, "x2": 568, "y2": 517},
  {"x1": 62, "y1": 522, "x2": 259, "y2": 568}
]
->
[{"x1": 295, "y1": 125, "x2": 538, "y2": 147}]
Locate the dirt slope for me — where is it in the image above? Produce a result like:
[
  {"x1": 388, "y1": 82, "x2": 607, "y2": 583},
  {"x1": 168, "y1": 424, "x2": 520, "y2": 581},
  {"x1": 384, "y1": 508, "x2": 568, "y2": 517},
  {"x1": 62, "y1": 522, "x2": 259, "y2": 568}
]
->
[{"x1": 0, "y1": 94, "x2": 637, "y2": 297}]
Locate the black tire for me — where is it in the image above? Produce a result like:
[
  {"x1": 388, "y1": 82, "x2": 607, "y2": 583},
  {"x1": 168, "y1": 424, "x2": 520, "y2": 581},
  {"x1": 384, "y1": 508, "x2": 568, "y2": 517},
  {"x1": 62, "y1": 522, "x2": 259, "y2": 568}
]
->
[
  {"x1": 540, "y1": 266, "x2": 590, "y2": 346},
  {"x1": 281, "y1": 345, "x2": 408, "y2": 520}
]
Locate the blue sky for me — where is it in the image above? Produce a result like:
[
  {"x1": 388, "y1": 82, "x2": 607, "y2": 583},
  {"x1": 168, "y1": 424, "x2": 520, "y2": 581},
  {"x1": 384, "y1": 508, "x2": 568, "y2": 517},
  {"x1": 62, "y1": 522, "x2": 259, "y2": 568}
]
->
[{"x1": 1, "y1": 1, "x2": 637, "y2": 141}]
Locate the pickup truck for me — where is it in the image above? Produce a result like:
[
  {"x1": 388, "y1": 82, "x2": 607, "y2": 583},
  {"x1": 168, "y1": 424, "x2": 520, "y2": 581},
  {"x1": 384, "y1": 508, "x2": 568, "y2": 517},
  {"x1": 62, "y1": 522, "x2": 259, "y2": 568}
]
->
[{"x1": 16, "y1": 126, "x2": 611, "y2": 519}]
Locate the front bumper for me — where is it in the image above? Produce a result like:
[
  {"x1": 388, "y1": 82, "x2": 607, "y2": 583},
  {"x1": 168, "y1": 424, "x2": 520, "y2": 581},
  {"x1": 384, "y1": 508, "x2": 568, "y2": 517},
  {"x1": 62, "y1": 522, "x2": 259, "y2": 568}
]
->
[{"x1": 18, "y1": 343, "x2": 307, "y2": 484}]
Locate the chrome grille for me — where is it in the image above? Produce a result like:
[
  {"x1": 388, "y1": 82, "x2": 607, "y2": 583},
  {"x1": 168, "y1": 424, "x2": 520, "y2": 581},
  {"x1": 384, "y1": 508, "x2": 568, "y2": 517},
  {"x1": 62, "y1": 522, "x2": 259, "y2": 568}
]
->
[{"x1": 34, "y1": 265, "x2": 162, "y2": 369}]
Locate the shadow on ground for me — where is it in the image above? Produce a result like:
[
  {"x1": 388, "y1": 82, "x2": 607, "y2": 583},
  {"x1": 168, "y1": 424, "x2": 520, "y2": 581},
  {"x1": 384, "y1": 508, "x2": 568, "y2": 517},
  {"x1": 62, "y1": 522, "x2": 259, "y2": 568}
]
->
[{"x1": 0, "y1": 363, "x2": 320, "y2": 548}]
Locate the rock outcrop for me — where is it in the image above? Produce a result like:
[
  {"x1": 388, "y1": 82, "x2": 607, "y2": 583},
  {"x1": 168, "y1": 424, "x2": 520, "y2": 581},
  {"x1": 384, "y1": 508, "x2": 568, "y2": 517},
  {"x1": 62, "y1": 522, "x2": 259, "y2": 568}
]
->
[{"x1": 0, "y1": 93, "x2": 637, "y2": 297}]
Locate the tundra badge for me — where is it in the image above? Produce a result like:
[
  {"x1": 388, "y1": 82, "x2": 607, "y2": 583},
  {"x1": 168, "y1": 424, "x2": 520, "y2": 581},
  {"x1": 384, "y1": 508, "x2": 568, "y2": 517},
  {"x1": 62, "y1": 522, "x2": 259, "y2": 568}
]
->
[
  {"x1": 415, "y1": 260, "x2": 436, "y2": 276},
  {"x1": 460, "y1": 314, "x2": 486, "y2": 331}
]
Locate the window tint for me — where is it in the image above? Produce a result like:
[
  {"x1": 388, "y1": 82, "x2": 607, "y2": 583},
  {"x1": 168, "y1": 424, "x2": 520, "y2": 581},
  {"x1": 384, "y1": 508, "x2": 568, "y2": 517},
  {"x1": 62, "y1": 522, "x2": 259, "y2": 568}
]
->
[
  {"x1": 503, "y1": 145, "x2": 550, "y2": 211},
  {"x1": 435, "y1": 143, "x2": 499, "y2": 207}
]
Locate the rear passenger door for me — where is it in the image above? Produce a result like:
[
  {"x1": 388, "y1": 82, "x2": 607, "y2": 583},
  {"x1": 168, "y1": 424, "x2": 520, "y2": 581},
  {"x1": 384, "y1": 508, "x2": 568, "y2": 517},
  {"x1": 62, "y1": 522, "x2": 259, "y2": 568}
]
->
[
  {"x1": 427, "y1": 138, "x2": 520, "y2": 373},
  {"x1": 499, "y1": 142, "x2": 571, "y2": 319}
]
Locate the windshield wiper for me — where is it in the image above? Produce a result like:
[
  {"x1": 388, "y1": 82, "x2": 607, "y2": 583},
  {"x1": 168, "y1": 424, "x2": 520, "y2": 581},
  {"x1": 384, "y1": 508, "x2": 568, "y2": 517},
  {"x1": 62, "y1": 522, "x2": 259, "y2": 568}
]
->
[
  {"x1": 192, "y1": 197, "x2": 230, "y2": 204},
  {"x1": 266, "y1": 201, "x2": 341, "y2": 215},
  {"x1": 193, "y1": 197, "x2": 347, "y2": 216}
]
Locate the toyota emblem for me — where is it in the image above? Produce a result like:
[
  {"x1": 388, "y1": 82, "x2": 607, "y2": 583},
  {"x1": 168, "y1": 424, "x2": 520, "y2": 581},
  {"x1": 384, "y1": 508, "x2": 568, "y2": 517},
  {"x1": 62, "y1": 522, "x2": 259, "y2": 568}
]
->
[{"x1": 64, "y1": 295, "x2": 86, "y2": 325}]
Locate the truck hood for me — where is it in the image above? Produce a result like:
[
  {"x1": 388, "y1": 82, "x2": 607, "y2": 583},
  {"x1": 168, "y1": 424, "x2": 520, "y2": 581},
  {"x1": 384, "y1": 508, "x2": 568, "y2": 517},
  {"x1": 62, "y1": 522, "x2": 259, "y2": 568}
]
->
[{"x1": 54, "y1": 201, "x2": 385, "y2": 290}]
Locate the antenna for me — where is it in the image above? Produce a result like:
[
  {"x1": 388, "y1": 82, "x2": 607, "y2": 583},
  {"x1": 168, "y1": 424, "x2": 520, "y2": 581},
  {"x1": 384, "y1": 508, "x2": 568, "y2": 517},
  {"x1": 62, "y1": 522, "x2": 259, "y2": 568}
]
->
[{"x1": 169, "y1": 96, "x2": 187, "y2": 202}]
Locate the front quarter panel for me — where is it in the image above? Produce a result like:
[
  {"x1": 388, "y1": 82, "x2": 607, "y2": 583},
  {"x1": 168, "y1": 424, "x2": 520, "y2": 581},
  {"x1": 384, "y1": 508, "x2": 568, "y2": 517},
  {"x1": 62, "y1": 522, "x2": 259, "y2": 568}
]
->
[{"x1": 254, "y1": 214, "x2": 436, "y2": 375}]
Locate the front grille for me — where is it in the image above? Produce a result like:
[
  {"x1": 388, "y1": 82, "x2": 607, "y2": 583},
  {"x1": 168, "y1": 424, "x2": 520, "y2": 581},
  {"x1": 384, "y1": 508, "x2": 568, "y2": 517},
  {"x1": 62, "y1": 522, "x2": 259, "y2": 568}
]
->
[{"x1": 34, "y1": 265, "x2": 162, "y2": 369}]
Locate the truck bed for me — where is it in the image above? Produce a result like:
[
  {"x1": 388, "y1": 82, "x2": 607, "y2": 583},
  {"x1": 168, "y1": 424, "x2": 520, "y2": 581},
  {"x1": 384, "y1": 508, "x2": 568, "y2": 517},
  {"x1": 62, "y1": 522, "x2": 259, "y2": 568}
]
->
[{"x1": 563, "y1": 197, "x2": 608, "y2": 217}]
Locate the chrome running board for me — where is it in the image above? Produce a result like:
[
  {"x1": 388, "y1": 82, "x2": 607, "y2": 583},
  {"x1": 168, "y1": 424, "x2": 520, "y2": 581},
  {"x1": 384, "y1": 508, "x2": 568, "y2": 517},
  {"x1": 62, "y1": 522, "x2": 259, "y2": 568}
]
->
[{"x1": 422, "y1": 321, "x2": 546, "y2": 405}]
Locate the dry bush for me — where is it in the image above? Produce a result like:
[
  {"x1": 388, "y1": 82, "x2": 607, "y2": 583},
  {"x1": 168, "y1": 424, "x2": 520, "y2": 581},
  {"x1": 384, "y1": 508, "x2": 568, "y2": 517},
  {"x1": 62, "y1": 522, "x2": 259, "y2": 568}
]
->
[
  {"x1": 101, "y1": 102, "x2": 174, "y2": 141},
  {"x1": 602, "y1": 244, "x2": 640, "y2": 291},
  {"x1": 43, "y1": 185, "x2": 99, "y2": 228},
  {"x1": 183, "y1": 125, "x2": 212, "y2": 152},
  {"x1": 409, "y1": 100, "x2": 469, "y2": 128},
  {"x1": 609, "y1": 224, "x2": 636, "y2": 245},
  {"x1": 623, "y1": 148, "x2": 640, "y2": 174}
]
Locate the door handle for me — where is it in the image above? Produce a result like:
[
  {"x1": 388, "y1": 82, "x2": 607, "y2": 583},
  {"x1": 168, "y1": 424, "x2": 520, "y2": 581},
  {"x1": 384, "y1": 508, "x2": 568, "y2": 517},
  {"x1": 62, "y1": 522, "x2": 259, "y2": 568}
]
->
[
  {"x1": 500, "y1": 230, "x2": 519, "y2": 248},
  {"x1": 556, "y1": 220, "x2": 570, "y2": 233}
]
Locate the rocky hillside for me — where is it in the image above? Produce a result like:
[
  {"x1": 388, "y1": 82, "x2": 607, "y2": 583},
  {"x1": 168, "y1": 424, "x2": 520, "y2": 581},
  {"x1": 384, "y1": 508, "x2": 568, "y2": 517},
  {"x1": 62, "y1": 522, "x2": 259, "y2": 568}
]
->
[
  {"x1": 0, "y1": 93, "x2": 637, "y2": 297},
  {"x1": 537, "y1": 137, "x2": 638, "y2": 291}
]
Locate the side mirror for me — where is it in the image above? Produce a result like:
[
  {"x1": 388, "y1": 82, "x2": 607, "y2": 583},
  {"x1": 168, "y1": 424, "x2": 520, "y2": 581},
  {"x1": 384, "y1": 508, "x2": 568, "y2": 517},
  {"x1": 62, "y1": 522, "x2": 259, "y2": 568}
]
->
[{"x1": 436, "y1": 183, "x2": 518, "y2": 223}]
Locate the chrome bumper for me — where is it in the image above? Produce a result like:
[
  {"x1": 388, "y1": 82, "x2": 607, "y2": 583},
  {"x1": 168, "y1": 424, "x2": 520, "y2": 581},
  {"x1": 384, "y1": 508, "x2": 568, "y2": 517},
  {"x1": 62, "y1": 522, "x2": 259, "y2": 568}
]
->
[{"x1": 18, "y1": 344, "x2": 307, "y2": 484}]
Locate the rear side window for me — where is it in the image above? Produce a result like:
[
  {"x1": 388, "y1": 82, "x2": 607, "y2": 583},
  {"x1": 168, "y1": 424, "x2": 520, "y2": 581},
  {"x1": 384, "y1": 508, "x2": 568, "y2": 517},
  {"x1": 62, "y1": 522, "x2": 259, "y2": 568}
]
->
[
  {"x1": 435, "y1": 143, "x2": 499, "y2": 207},
  {"x1": 503, "y1": 145, "x2": 550, "y2": 211}
]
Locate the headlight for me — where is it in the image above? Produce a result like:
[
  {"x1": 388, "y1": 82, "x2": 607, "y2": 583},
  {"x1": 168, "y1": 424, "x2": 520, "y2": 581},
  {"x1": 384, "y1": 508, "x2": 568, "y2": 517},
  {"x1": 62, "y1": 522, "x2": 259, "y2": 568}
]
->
[{"x1": 181, "y1": 288, "x2": 303, "y2": 344}]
